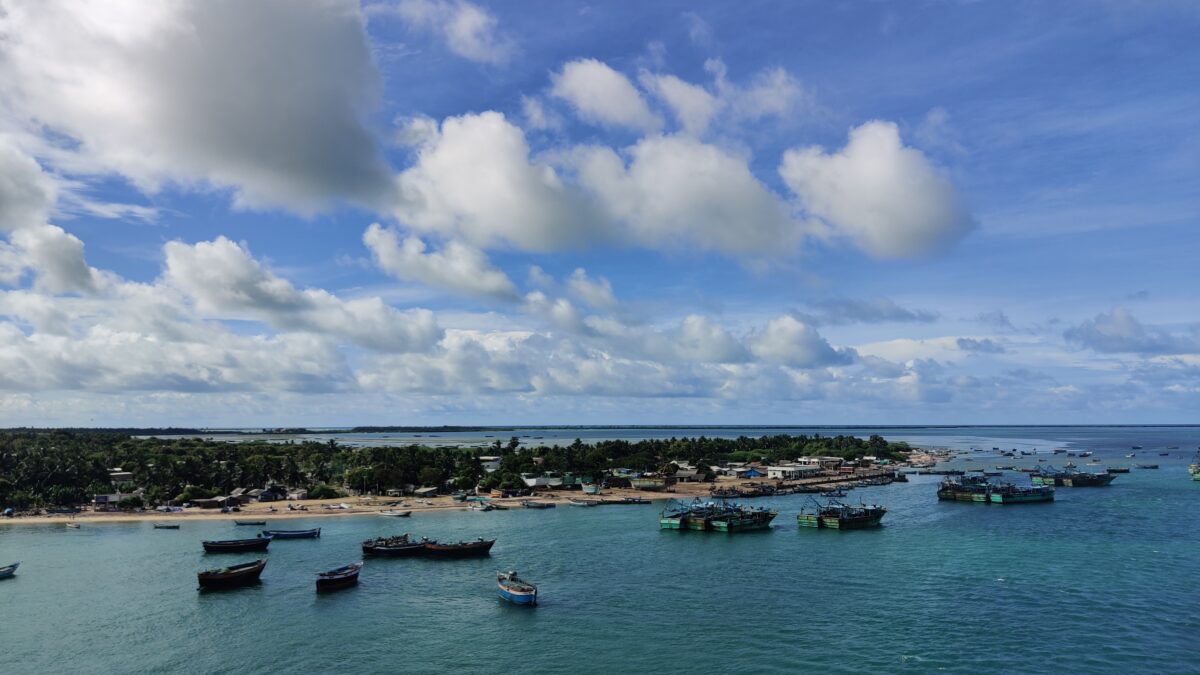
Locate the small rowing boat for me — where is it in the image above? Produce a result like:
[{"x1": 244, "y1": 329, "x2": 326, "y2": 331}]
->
[
  {"x1": 316, "y1": 562, "x2": 363, "y2": 592},
  {"x1": 65, "y1": 523, "x2": 81, "y2": 529},
  {"x1": 496, "y1": 570, "x2": 537, "y2": 605},
  {"x1": 198, "y1": 559, "x2": 266, "y2": 589},
  {"x1": 521, "y1": 500, "x2": 555, "y2": 509},
  {"x1": 261, "y1": 528, "x2": 320, "y2": 539},
  {"x1": 568, "y1": 499, "x2": 598, "y2": 507},
  {"x1": 0, "y1": 561, "x2": 18, "y2": 579},
  {"x1": 378, "y1": 510, "x2": 412, "y2": 517},
  {"x1": 202, "y1": 536, "x2": 272, "y2": 553}
]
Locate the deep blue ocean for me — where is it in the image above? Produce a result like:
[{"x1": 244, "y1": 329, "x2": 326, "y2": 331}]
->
[{"x1": 2, "y1": 426, "x2": 1198, "y2": 674}]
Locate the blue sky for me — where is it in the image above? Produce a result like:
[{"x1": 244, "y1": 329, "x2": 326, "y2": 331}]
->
[{"x1": 0, "y1": 0, "x2": 1196, "y2": 426}]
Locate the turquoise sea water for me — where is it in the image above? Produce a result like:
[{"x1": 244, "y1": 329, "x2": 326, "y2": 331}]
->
[{"x1": 2, "y1": 426, "x2": 1198, "y2": 674}]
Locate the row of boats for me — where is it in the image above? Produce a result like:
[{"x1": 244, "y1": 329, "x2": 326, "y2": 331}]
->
[{"x1": 659, "y1": 497, "x2": 889, "y2": 531}]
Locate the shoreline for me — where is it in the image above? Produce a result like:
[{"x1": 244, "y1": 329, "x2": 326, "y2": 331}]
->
[{"x1": 0, "y1": 473, "x2": 898, "y2": 526}]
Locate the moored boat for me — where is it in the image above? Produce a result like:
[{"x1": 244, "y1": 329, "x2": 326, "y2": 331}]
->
[
  {"x1": 316, "y1": 562, "x2": 363, "y2": 592},
  {"x1": 153, "y1": 523, "x2": 180, "y2": 529},
  {"x1": 378, "y1": 510, "x2": 412, "y2": 517},
  {"x1": 600, "y1": 497, "x2": 650, "y2": 505},
  {"x1": 197, "y1": 559, "x2": 266, "y2": 589},
  {"x1": 233, "y1": 520, "x2": 266, "y2": 526},
  {"x1": 0, "y1": 561, "x2": 18, "y2": 579},
  {"x1": 423, "y1": 538, "x2": 496, "y2": 558},
  {"x1": 1106, "y1": 466, "x2": 1130, "y2": 474},
  {"x1": 202, "y1": 536, "x2": 272, "y2": 553},
  {"x1": 1135, "y1": 463, "x2": 1159, "y2": 469},
  {"x1": 937, "y1": 475, "x2": 1053, "y2": 503},
  {"x1": 568, "y1": 499, "x2": 598, "y2": 507},
  {"x1": 496, "y1": 570, "x2": 537, "y2": 605},
  {"x1": 362, "y1": 534, "x2": 428, "y2": 557},
  {"x1": 797, "y1": 498, "x2": 886, "y2": 529},
  {"x1": 261, "y1": 528, "x2": 320, "y2": 539},
  {"x1": 521, "y1": 500, "x2": 555, "y2": 509},
  {"x1": 1031, "y1": 468, "x2": 1115, "y2": 487}
]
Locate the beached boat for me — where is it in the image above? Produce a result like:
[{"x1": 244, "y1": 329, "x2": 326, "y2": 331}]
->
[
  {"x1": 466, "y1": 504, "x2": 495, "y2": 512},
  {"x1": 197, "y1": 559, "x2": 266, "y2": 589},
  {"x1": 496, "y1": 570, "x2": 538, "y2": 605},
  {"x1": 521, "y1": 500, "x2": 555, "y2": 509},
  {"x1": 316, "y1": 562, "x2": 363, "y2": 592},
  {"x1": 202, "y1": 536, "x2": 272, "y2": 553},
  {"x1": 797, "y1": 499, "x2": 886, "y2": 529},
  {"x1": 582, "y1": 484, "x2": 601, "y2": 495},
  {"x1": 568, "y1": 499, "x2": 598, "y2": 507},
  {"x1": 423, "y1": 538, "x2": 495, "y2": 558},
  {"x1": 153, "y1": 523, "x2": 180, "y2": 529},
  {"x1": 600, "y1": 497, "x2": 650, "y2": 505},
  {"x1": 362, "y1": 534, "x2": 428, "y2": 557},
  {"x1": 261, "y1": 528, "x2": 320, "y2": 539},
  {"x1": 0, "y1": 562, "x2": 18, "y2": 579},
  {"x1": 233, "y1": 520, "x2": 266, "y2": 526},
  {"x1": 378, "y1": 510, "x2": 412, "y2": 517}
]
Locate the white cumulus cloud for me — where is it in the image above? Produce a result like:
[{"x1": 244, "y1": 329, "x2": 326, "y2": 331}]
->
[
  {"x1": 550, "y1": 59, "x2": 662, "y2": 132},
  {"x1": 363, "y1": 223, "x2": 519, "y2": 301}
]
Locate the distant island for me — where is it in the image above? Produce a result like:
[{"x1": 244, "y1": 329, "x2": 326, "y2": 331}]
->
[{"x1": 0, "y1": 429, "x2": 909, "y2": 512}]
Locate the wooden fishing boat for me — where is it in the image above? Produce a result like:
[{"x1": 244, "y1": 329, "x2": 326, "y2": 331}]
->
[
  {"x1": 197, "y1": 559, "x2": 266, "y2": 589},
  {"x1": 234, "y1": 520, "x2": 266, "y2": 526},
  {"x1": 496, "y1": 570, "x2": 537, "y2": 605},
  {"x1": 0, "y1": 561, "x2": 18, "y2": 579},
  {"x1": 362, "y1": 534, "x2": 428, "y2": 557},
  {"x1": 378, "y1": 510, "x2": 412, "y2": 517},
  {"x1": 153, "y1": 523, "x2": 180, "y2": 529},
  {"x1": 261, "y1": 528, "x2": 320, "y2": 539},
  {"x1": 423, "y1": 538, "x2": 495, "y2": 558},
  {"x1": 316, "y1": 562, "x2": 363, "y2": 592},
  {"x1": 202, "y1": 536, "x2": 272, "y2": 553},
  {"x1": 567, "y1": 499, "x2": 598, "y2": 507},
  {"x1": 521, "y1": 500, "x2": 555, "y2": 509}
]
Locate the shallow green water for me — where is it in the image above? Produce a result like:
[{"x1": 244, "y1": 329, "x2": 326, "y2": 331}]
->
[{"x1": 2, "y1": 427, "x2": 1198, "y2": 674}]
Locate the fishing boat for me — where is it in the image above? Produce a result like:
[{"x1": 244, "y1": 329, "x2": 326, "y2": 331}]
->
[
  {"x1": 153, "y1": 523, "x2": 180, "y2": 529},
  {"x1": 466, "y1": 504, "x2": 494, "y2": 512},
  {"x1": 362, "y1": 534, "x2": 428, "y2": 557},
  {"x1": 797, "y1": 498, "x2": 886, "y2": 529},
  {"x1": 261, "y1": 528, "x2": 320, "y2": 539},
  {"x1": 708, "y1": 504, "x2": 777, "y2": 532},
  {"x1": 567, "y1": 499, "x2": 598, "y2": 507},
  {"x1": 1079, "y1": 451, "x2": 1094, "y2": 457},
  {"x1": 496, "y1": 570, "x2": 538, "y2": 605},
  {"x1": 1031, "y1": 467, "x2": 1115, "y2": 487},
  {"x1": 1125, "y1": 453, "x2": 1136, "y2": 458},
  {"x1": 316, "y1": 562, "x2": 363, "y2": 592},
  {"x1": 423, "y1": 538, "x2": 496, "y2": 558},
  {"x1": 0, "y1": 561, "x2": 18, "y2": 580},
  {"x1": 521, "y1": 500, "x2": 555, "y2": 509},
  {"x1": 1106, "y1": 466, "x2": 1130, "y2": 474},
  {"x1": 1131, "y1": 445, "x2": 1143, "y2": 450},
  {"x1": 197, "y1": 559, "x2": 266, "y2": 589},
  {"x1": 202, "y1": 536, "x2": 272, "y2": 553},
  {"x1": 234, "y1": 520, "x2": 266, "y2": 526},
  {"x1": 820, "y1": 490, "x2": 847, "y2": 498},
  {"x1": 378, "y1": 510, "x2": 412, "y2": 517},
  {"x1": 1189, "y1": 452, "x2": 1200, "y2": 478},
  {"x1": 659, "y1": 498, "x2": 776, "y2": 532},
  {"x1": 937, "y1": 475, "x2": 1054, "y2": 504},
  {"x1": 1135, "y1": 464, "x2": 1159, "y2": 469},
  {"x1": 66, "y1": 523, "x2": 80, "y2": 529}
]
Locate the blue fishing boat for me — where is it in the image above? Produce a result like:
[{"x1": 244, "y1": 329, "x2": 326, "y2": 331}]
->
[
  {"x1": 0, "y1": 561, "x2": 18, "y2": 579},
  {"x1": 496, "y1": 570, "x2": 537, "y2": 605},
  {"x1": 261, "y1": 528, "x2": 320, "y2": 539}
]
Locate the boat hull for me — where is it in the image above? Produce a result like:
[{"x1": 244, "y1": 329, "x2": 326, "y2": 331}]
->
[
  {"x1": 0, "y1": 562, "x2": 18, "y2": 579},
  {"x1": 198, "y1": 560, "x2": 266, "y2": 589},
  {"x1": 362, "y1": 542, "x2": 426, "y2": 557},
  {"x1": 202, "y1": 537, "x2": 271, "y2": 553},
  {"x1": 659, "y1": 516, "x2": 686, "y2": 529},
  {"x1": 316, "y1": 563, "x2": 362, "y2": 592},
  {"x1": 497, "y1": 585, "x2": 537, "y2": 605},
  {"x1": 261, "y1": 528, "x2": 320, "y2": 539},
  {"x1": 423, "y1": 540, "x2": 495, "y2": 558}
]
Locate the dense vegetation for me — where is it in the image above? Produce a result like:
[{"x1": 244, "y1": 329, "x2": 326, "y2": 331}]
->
[{"x1": 0, "y1": 430, "x2": 908, "y2": 510}]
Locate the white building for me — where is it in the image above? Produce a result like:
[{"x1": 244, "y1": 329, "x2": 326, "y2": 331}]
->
[
  {"x1": 767, "y1": 465, "x2": 822, "y2": 480},
  {"x1": 478, "y1": 456, "x2": 502, "y2": 473}
]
